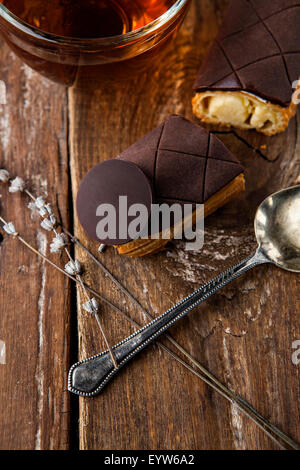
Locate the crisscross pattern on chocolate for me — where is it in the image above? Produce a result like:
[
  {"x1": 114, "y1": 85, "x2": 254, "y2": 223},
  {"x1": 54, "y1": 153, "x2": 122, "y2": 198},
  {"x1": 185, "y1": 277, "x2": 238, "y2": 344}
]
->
[
  {"x1": 194, "y1": 0, "x2": 300, "y2": 107},
  {"x1": 117, "y1": 115, "x2": 244, "y2": 205}
]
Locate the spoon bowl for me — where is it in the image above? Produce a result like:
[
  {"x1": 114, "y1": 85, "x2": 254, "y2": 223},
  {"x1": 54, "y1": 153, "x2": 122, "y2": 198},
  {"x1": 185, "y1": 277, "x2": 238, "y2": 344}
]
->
[{"x1": 255, "y1": 185, "x2": 300, "y2": 273}]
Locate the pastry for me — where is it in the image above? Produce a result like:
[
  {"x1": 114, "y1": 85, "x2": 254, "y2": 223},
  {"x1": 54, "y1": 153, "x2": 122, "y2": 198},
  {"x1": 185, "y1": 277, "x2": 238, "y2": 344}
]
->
[
  {"x1": 77, "y1": 116, "x2": 245, "y2": 257},
  {"x1": 192, "y1": 0, "x2": 300, "y2": 135},
  {"x1": 117, "y1": 115, "x2": 245, "y2": 256}
]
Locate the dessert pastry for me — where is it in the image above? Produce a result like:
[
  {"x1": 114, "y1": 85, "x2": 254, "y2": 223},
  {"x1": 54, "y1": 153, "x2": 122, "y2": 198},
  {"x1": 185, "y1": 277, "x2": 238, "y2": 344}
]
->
[
  {"x1": 192, "y1": 0, "x2": 300, "y2": 136},
  {"x1": 77, "y1": 116, "x2": 245, "y2": 257},
  {"x1": 116, "y1": 115, "x2": 245, "y2": 256}
]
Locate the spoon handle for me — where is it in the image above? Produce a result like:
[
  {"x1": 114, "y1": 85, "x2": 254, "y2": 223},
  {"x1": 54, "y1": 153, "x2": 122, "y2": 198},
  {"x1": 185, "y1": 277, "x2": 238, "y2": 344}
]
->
[{"x1": 68, "y1": 249, "x2": 269, "y2": 397}]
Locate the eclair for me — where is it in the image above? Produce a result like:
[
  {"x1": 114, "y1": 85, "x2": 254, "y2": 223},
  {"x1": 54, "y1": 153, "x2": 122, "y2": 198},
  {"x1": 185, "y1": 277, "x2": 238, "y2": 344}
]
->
[
  {"x1": 116, "y1": 115, "x2": 245, "y2": 256},
  {"x1": 77, "y1": 116, "x2": 245, "y2": 257},
  {"x1": 192, "y1": 0, "x2": 300, "y2": 135}
]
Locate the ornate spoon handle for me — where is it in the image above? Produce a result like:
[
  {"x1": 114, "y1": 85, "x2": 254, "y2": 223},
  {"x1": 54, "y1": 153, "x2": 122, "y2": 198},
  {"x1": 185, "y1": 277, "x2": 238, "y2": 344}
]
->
[{"x1": 68, "y1": 249, "x2": 269, "y2": 397}]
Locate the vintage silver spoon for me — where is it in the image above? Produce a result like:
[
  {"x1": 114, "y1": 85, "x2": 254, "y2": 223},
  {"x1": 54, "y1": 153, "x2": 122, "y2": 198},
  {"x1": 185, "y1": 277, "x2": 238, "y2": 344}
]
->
[{"x1": 68, "y1": 185, "x2": 300, "y2": 397}]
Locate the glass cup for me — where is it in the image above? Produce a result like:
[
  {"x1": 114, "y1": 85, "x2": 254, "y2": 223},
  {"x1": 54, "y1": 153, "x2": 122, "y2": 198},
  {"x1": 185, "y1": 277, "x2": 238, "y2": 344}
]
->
[{"x1": 0, "y1": 0, "x2": 191, "y2": 86}]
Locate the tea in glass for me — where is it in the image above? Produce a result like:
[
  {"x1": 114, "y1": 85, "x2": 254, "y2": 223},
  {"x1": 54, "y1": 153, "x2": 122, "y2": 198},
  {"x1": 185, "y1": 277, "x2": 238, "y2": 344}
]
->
[
  {"x1": 1, "y1": 0, "x2": 176, "y2": 37},
  {"x1": 0, "y1": 0, "x2": 191, "y2": 85}
]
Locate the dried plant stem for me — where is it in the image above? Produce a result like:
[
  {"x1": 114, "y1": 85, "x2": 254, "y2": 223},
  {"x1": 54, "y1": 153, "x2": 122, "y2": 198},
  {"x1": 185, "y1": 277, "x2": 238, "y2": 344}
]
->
[
  {"x1": 157, "y1": 344, "x2": 287, "y2": 450},
  {"x1": 24, "y1": 189, "x2": 117, "y2": 369},
  {"x1": 76, "y1": 274, "x2": 118, "y2": 369}
]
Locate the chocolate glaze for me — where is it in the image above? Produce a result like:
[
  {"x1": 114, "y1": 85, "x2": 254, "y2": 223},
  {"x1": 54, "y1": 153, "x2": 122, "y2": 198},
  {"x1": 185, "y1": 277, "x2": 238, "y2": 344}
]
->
[
  {"x1": 76, "y1": 160, "x2": 153, "y2": 245},
  {"x1": 194, "y1": 0, "x2": 300, "y2": 107},
  {"x1": 77, "y1": 116, "x2": 244, "y2": 245},
  {"x1": 117, "y1": 115, "x2": 244, "y2": 205}
]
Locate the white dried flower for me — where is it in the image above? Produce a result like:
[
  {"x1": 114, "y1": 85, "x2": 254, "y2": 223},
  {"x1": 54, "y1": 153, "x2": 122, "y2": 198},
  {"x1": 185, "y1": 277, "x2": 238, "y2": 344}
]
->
[
  {"x1": 39, "y1": 206, "x2": 48, "y2": 217},
  {"x1": 9, "y1": 177, "x2": 25, "y2": 193},
  {"x1": 34, "y1": 196, "x2": 46, "y2": 210},
  {"x1": 44, "y1": 203, "x2": 53, "y2": 216},
  {"x1": 39, "y1": 202, "x2": 53, "y2": 217},
  {"x1": 65, "y1": 259, "x2": 82, "y2": 276},
  {"x1": 3, "y1": 222, "x2": 18, "y2": 236},
  {"x1": 40, "y1": 215, "x2": 56, "y2": 231},
  {"x1": 28, "y1": 197, "x2": 53, "y2": 218},
  {"x1": 28, "y1": 201, "x2": 37, "y2": 212},
  {"x1": 82, "y1": 298, "x2": 99, "y2": 314},
  {"x1": 50, "y1": 233, "x2": 67, "y2": 253},
  {"x1": 0, "y1": 169, "x2": 10, "y2": 183}
]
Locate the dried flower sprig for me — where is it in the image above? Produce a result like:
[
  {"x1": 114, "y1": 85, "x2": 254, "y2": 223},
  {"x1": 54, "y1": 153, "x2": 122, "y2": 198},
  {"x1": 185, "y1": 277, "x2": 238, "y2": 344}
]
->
[
  {"x1": 2, "y1": 221, "x2": 18, "y2": 236},
  {"x1": 8, "y1": 176, "x2": 26, "y2": 193},
  {"x1": 0, "y1": 170, "x2": 118, "y2": 370},
  {"x1": 65, "y1": 259, "x2": 82, "y2": 276},
  {"x1": 50, "y1": 233, "x2": 68, "y2": 254},
  {"x1": 0, "y1": 216, "x2": 126, "y2": 315},
  {"x1": 1, "y1": 169, "x2": 299, "y2": 450}
]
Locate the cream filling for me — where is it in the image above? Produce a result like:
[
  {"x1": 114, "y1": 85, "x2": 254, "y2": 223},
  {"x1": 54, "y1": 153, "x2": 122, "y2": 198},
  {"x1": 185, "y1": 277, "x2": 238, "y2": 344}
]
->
[{"x1": 197, "y1": 92, "x2": 281, "y2": 132}]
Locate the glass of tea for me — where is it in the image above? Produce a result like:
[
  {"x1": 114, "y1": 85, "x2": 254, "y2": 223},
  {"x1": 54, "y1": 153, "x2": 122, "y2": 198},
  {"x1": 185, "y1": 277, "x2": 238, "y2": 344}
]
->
[{"x1": 0, "y1": 0, "x2": 191, "y2": 86}]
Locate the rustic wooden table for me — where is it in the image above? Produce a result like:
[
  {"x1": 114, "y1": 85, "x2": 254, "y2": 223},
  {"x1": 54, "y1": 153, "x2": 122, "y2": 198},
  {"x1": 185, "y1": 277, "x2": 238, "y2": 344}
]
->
[{"x1": 0, "y1": 0, "x2": 299, "y2": 450}]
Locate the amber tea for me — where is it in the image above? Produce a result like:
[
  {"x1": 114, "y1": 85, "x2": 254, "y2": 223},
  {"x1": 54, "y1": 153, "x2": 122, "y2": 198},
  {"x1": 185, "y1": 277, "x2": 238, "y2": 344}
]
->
[
  {"x1": 0, "y1": 0, "x2": 189, "y2": 85},
  {"x1": 1, "y1": 0, "x2": 176, "y2": 38}
]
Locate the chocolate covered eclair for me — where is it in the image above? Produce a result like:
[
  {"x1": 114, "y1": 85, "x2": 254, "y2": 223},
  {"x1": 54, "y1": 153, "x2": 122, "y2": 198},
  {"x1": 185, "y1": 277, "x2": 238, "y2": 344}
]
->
[
  {"x1": 192, "y1": 0, "x2": 300, "y2": 135},
  {"x1": 116, "y1": 115, "x2": 245, "y2": 256},
  {"x1": 77, "y1": 116, "x2": 245, "y2": 257}
]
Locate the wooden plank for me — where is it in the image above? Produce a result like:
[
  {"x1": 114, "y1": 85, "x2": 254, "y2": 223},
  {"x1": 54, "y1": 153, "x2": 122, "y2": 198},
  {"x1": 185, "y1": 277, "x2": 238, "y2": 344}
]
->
[
  {"x1": 0, "y1": 43, "x2": 71, "y2": 449},
  {"x1": 68, "y1": 0, "x2": 300, "y2": 450}
]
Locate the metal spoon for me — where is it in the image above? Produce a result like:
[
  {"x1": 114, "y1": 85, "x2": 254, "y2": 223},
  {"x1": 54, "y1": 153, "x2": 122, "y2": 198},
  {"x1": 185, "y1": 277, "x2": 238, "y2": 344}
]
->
[{"x1": 68, "y1": 185, "x2": 300, "y2": 397}]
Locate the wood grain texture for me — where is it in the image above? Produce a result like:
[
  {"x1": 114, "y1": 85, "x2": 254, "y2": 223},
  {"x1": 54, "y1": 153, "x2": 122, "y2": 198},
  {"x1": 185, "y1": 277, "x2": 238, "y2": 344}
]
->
[
  {"x1": 68, "y1": 0, "x2": 300, "y2": 450},
  {"x1": 0, "y1": 0, "x2": 299, "y2": 451},
  {"x1": 0, "y1": 43, "x2": 71, "y2": 449}
]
